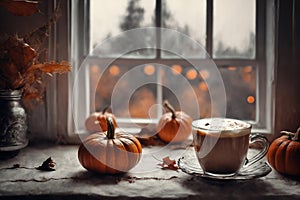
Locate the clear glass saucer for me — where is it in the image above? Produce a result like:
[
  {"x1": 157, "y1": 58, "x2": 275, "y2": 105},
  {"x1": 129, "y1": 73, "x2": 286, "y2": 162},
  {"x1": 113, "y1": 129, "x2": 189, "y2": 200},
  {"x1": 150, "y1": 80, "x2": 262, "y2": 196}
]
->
[{"x1": 178, "y1": 148, "x2": 272, "y2": 180}]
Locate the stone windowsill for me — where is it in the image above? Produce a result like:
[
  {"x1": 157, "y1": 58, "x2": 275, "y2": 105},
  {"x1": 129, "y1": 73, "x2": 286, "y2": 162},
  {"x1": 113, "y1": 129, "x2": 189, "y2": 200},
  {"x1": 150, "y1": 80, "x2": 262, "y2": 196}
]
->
[{"x1": 0, "y1": 144, "x2": 299, "y2": 200}]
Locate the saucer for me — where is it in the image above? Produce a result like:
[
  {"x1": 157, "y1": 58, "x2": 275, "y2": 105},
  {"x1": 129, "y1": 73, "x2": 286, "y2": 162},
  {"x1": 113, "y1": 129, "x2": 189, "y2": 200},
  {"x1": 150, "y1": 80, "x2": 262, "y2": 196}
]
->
[{"x1": 178, "y1": 148, "x2": 272, "y2": 180}]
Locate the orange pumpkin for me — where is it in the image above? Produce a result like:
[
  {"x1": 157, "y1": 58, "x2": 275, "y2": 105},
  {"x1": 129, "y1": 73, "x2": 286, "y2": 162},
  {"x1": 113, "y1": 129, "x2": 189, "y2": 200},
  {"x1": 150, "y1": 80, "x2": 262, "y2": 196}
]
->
[
  {"x1": 157, "y1": 101, "x2": 192, "y2": 143},
  {"x1": 85, "y1": 106, "x2": 117, "y2": 132},
  {"x1": 267, "y1": 127, "x2": 300, "y2": 176},
  {"x1": 78, "y1": 117, "x2": 142, "y2": 174}
]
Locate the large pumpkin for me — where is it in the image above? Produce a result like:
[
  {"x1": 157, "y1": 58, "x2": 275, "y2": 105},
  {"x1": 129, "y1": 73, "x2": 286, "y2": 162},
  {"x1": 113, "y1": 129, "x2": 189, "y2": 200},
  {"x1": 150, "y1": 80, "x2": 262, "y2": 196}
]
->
[
  {"x1": 78, "y1": 117, "x2": 142, "y2": 174},
  {"x1": 267, "y1": 127, "x2": 300, "y2": 176},
  {"x1": 157, "y1": 101, "x2": 192, "y2": 143},
  {"x1": 85, "y1": 106, "x2": 117, "y2": 132}
]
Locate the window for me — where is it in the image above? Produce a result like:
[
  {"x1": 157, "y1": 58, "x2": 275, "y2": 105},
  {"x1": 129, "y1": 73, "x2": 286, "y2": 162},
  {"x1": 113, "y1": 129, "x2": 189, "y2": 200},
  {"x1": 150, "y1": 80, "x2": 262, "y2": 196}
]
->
[{"x1": 70, "y1": 0, "x2": 275, "y2": 134}]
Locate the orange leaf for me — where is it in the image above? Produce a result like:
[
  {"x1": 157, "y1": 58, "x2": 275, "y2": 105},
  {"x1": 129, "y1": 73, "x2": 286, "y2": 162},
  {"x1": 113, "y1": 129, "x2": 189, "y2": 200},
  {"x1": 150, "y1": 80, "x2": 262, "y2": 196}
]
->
[
  {"x1": 2, "y1": 36, "x2": 38, "y2": 73},
  {"x1": 158, "y1": 156, "x2": 179, "y2": 171},
  {"x1": 32, "y1": 61, "x2": 72, "y2": 74},
  {"x1": 40, "y1": 61, "x2": 71, "y2": 73},
  {"x1": 0, "y1": 0, "x2": 39, "y2": 16}
]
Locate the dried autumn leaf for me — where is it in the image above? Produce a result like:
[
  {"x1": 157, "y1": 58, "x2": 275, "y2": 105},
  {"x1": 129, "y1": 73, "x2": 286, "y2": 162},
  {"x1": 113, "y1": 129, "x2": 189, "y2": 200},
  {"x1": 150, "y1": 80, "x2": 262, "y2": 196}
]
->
[
  {"x1": 0, "y1": 0, "x2": 70, "y2": 104},
  {"x1": 35, "y1": 61, "x2": 72, "y2": 74},
  {"x1": 2, "y1": 36, "x2": 38, "y2": 73},
  {"x1": 0, "y1": 0, "x2": 39, "y2": 16},
  {"x1": 23, "y1": 90, "x2": 42, "y2": 101},
  {"x1": 24, "y1": 1, "x2": 61, "y2": 50},
  {"x1": 36, "y1": 157, "x2": 56, "y2": 171},
  {"x1": 158, "y1": 156, "x2": 179, "y2": 171}
]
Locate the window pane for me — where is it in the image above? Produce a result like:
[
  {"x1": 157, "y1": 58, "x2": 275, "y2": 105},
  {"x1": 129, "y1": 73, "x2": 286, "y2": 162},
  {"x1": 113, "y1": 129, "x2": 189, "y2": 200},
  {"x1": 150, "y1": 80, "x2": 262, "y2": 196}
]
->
[
  {"x1": 90, "y1": 0, "x2": 156, "y2": 58},
  {"x1": 161, "y1": 65, "x2": 256, "y2": 120},
  {"x1": 213, "y1": 0, "x2": 256, "y2": 59},
  {"x1": 89, "y1": 63, "x2": 256, "y2": 126},
  {"x1": 161, "y1": 0, "x2": 207, "y2": 58},
  {"x1": 161, "y1": 65, "x2": 209, "y2": 118},
  {"x1": 220, "y1": 66, "x2": 256, "y2": 120},
  {"x1": 90, "y1": 63, "x2": 158, "y2": 119}
]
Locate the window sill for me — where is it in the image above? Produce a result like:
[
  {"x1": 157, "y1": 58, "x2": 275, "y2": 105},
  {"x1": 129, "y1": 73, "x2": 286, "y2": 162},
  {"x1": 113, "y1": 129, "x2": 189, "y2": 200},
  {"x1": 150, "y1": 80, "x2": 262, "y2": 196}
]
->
[{"x1": 0, "y1": 144, "x2": 299, "y2": 199}]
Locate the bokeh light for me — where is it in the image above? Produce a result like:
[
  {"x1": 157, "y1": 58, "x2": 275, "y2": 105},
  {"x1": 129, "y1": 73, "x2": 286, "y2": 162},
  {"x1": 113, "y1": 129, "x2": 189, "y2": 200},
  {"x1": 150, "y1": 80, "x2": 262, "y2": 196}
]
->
[
  {"x1": 228, "y1": 66, "x2": 237, "y2": 71},
  {"x1": 186, "y1": 68, "x2": 197, "y2": 80},
  {"x1": 243, "y1": 66, "x2": 253, "y2": 73},
  {"x1": 144, "y1": 65, "x2": 155, "y2": 76},
  {"x1": 90, "y1": 65, "x2": 99, "y2": 73},
  {"x1": 171, "y1": 64, "x2": 182, "y2": 75},
  {"x1": 199, "y1": 70, "x2": 210, "y2": 80},
  {"x1": 198, "y1": 82, "x2": 208, "y2": 91},
  {"x1": 109, "y1": 65, "x2": 120, "y2": 76},
  {"x1": 247, "y1": 95, "x2": 255, "y2": 104}
]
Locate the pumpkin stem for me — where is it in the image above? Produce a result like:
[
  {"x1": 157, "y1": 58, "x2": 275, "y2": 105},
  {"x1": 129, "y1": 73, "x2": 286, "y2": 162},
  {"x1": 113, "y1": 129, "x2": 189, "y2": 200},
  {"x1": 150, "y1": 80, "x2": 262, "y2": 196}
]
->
[
  {"x1": 102, "y1": 106, "x2": 110, "y2": 114},
  {"x1": 106, "y1": 117, "x2": 115, "y2": 139},
  {"x1": 293, "y1": 127, "x2": 300, "y2": 141},
  {"x1": 163, "y1": 100, "x2": 176, "y2": 119},
  {"x1": 281, "y1": 127, "x2": 300, "y2": 142}
]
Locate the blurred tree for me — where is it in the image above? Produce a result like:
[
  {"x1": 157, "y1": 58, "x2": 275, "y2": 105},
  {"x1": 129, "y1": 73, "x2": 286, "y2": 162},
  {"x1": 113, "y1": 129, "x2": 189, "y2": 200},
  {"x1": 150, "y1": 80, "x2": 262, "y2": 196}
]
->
[
  {"x1": 214, "y1": 32, "x2": 255, "y2": 58},
  {"x1": 120, "y1": 0, "x2": 145, "y2": 31},
  {"x1": 160, "y1": 0, "x2": 172, "y2": 28},
  {"x1": 159, "y1": 0, "x2": 190, "y2": 35}
]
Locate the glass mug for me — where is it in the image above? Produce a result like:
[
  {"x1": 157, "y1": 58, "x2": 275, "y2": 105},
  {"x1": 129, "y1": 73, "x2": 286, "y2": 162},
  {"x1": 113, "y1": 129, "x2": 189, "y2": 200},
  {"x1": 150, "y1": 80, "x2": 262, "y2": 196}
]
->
[{"x1": 192, "y1": 118, "x2": 269, "y2": 177}]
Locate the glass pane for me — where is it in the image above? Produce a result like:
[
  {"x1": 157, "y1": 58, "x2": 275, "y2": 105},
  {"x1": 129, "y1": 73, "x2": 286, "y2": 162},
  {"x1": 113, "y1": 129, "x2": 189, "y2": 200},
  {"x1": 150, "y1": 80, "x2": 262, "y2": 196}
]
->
[
  {"x1": 213, "y1": 0, "x2": 256, "y2": 59},
  {"x1": 161, "y1": 64, "x2": 256, "y2": 121},
  {"x1": 161, "y1": 65, "x2": 208, "y2": 118},
  {"x1": 220, "y1": 66, "x2": 256, "y2": 120},
  {"x1": 90, "y1": 62, "x2": 256, "y2": 122},
  {"x1": 90, "y1": 63, "x2": 158, "y2": 119},
  {"x1": 161, "y1": 0, "x2": 207, "y2": 58},
  {"x1": 90, "y1": 0, "x2": 156, "y2": 58}
]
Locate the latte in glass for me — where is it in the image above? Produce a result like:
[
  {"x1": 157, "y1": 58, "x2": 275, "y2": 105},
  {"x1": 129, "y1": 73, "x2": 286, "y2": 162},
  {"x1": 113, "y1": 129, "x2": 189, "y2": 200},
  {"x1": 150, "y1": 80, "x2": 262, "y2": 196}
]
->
[{"x1": 192, "y1": 118, "x2": 268, "y2": 177}]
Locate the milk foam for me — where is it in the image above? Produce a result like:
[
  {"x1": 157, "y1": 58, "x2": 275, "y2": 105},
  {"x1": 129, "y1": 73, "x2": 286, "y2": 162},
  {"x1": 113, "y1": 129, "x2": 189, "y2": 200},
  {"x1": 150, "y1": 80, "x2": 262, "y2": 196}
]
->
[
  {"x1": 192, "y1": 118, "x2": 251, "y2": 137},
  {"x1": 192, "y1": 118, "x2": 251, "y2": 130}
]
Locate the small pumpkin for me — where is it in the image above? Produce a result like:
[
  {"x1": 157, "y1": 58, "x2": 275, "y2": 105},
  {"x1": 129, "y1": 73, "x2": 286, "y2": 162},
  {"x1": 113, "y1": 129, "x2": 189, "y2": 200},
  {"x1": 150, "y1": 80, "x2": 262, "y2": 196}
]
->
[
  {"x1": 267, "y1": 127, "x2": 300, "y2": 176},
  {"x1": 78, "y1": 117, "x2": 142, "y2": 174},
  {"x1": 157, "y1": 100, "x2": 192, "y2": 143},
  {"x1": 85, "y1": 106, "x2": 117, "y2": 132}
]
